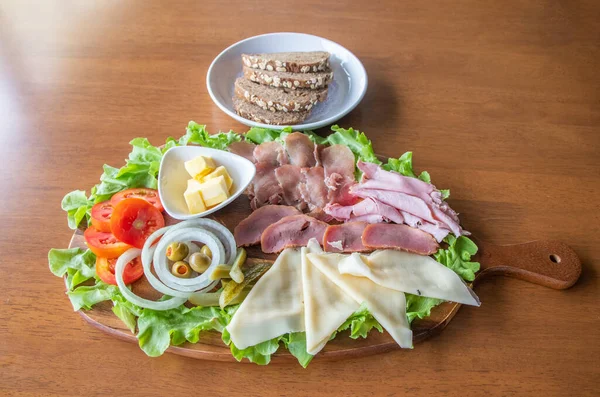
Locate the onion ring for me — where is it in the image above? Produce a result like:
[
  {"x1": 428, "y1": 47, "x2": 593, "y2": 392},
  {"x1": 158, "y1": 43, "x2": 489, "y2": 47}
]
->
[
  {"x1": 153, "y1": 228, "x2": 224, "y2": 291},
  {"x1": 169, "y1": 218, "x2": 237, "y2": 265},
  {"x1": 115, "y1": 248, "x2": 187, "y2": 310}
]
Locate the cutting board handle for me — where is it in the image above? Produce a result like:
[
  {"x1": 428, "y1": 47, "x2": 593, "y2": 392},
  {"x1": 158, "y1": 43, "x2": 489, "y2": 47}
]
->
[{"x1": 474, "y1": 239, "x2": 581, "y2": 289}]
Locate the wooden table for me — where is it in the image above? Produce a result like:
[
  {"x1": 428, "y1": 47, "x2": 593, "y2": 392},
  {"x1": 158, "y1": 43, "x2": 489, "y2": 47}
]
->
[{"x1": 1, "y1": 1, "x2": 598, "y2": 396}]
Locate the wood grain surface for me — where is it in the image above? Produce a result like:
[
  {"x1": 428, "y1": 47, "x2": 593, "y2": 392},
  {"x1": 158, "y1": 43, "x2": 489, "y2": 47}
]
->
[{"x1": 1, "y1": 1, "x2": 598, "y2": 396}]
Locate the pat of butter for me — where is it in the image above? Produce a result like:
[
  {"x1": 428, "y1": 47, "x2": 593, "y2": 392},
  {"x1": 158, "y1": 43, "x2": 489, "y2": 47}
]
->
[
  {"x1": 184, "y1": 188, "x2": 207, "y2": 214},
  {"x1": 201, "y1": 166, "x2": 233, "y2": 190},
  {"x1": 184, "y1": 156, "x2": 215, "y2": 179},
  {"x1": 197, "y1": 175, "x2": 230, "y2": 207}
]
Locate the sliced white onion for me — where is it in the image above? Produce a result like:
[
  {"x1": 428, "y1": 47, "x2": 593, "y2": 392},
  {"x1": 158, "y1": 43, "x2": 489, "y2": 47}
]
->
[
  {"x1": 115, "y1": 248, "x2": 187, "y2": 310},
  {"x1": 153, "y1": 227, "x2": 224, "y2": 291},
  {"x1": 169, "y1": 218, "x2": 237, "y2": 265}
]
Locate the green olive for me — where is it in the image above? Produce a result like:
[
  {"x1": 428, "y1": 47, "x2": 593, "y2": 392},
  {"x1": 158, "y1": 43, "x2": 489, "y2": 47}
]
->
[
  {"x1": 200, "y1": 245, "x2": 212, "y2": 260},
  {"x1": 188, "y1": 252, "x2": 211, "y2": 273},
  {"x1": 166, "y1": 242, "x2": 189, "y2": 262},
  {"x1": 171, "y1": 261, "x2": 192, "y2": 278}
]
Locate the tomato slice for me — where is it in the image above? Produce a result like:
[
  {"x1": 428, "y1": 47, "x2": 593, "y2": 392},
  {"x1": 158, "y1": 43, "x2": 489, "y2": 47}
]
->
[
  {"x1": 84, "y1": 227, "x2": 132, "y2": 258},
  {"x1": 96, "y1": 256, "x2": 144, "y2": 285},
  {"x1": 111, "y1": 188, "x2": 164, "y2": 212},
  {"x1": 90, "y1": 201, "x2": 114, "y2": 233},
  {"x1": 110, "y1": 197, "x2": 165, "y2": 249}
]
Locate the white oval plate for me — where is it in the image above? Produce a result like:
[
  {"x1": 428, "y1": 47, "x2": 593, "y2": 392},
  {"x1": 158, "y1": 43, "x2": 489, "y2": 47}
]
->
[
  {"x1": 206, "y1": 32, "x2": 368, "y2": 131},
  {"x1": 158, "y1": 146, "x2": 256, "y2": 220}
]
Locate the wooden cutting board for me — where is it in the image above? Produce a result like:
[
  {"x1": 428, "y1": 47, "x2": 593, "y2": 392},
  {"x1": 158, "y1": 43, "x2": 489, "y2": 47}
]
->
[{"x1": 67, "y1": 194, "x2": 582, "y2": 363}]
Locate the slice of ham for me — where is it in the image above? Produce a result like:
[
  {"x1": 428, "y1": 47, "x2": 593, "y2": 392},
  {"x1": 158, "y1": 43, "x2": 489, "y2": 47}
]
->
[
  {"x1": 234, "y1": 205, "x2": 301, "y2": 247},
  {"x1": 325, "y1": 198, "x2": 405, "y2": 224},
  {"x1": 357, "y1": 161, "x2": 465, "y2": 236},
  {"x1": 320, "y1": 144, "x2": 358, "y2": 206},
  {"x1": 228, "y1": 141, "x2": 256, "y2": 163},
  {"x1": 249, "y1": 162, "x2": 283, "y2": 210},
  {"x1": 261, "y1": 214, "x2": 328, "y2": 253},
  {"x1": 284, "y1": 132, "x2": 316, "y2": 167},
  {"x1": 323, "y1": 222, "x2": 368, "y2": 253},
  {"x1": 299, "y1": 166, "x2": 329, "y2": 211},
  {"x1": 321, "y1": 144, "x2": 356, "y2": 181},
  {"x1": 400, "y1": 211, "x2": 450, "y2": 243},
  {"x1": 362, "y1": 223, "x2": 439, "y2": 255},
  {"x1": 274, "y1": 164, "x2": 306, "y2": 210},
  {"x1": 253, "y1": 141, "x2": 288, "y2": 166},
  {"x1": 351, "y1": 187, "x2": 436, "y2": 225}
]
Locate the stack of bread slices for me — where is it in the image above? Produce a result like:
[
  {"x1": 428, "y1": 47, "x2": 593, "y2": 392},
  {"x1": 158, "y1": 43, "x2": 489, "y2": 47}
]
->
[{"x1": 233, "y1": 51, "x2": 333, "y2": 125}]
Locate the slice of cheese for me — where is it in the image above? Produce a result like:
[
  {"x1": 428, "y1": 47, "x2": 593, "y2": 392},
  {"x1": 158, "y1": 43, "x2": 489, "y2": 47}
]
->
[
  {"x1": 301, "y1": 240, "x2": 360, "y2": 355},
  {"x1": 307, "y1": 252, "x2": 413, "y2": 349},
  {"x1": 226, "y1": 248, "x2": 304, "y2": 349},
  {"x1": 184, "y1": 155, "x2": 215, "y2": 178},
  {"x1": 339, "y1": 251, "x2": 480, "y2": 306},
  {"x1": 200, "y1": 166, "x2": 233, "y2": 190},
  {"x1": 197, "y1": 175, "x2": 229, "y2": 207}
]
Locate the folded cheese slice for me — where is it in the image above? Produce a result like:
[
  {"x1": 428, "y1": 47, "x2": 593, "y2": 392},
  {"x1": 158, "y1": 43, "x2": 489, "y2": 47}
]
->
[
  {"x1": 339, "y1": 251, "x2": 480, "y2": 306},
  {"x1": 307, "y1": 252, "x2": 413, "y2": 349},
  {"x1": 301, "y1": 240, "x2": 360, "y2": 355},
  {"x1": 226, "y1": 248, "x2": 304, "y2": 349}
]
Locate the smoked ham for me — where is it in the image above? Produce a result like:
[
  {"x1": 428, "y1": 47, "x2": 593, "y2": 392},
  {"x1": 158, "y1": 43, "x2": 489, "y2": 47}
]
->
[
  {"x1": 362, "y1": 223, "x2": 439, "y2": 255},
  {"x1": 284, "y1": 132, "x2": 317, "y2": 167},
  {"x1": 323, "y1": 222, "x2": 368, "y2": 253},
  {"x1": 274, "y1": 164, "x2": 306, "y2": 210},
  {"x1": 253, "y1": 141, "x2": 288, "y2": 166},
  {"x1": 261, "y1": 214, "x2": 328, "y2": 253},
  {"x1": 228, "y1": 141, "x2": 256, "y2": 163},
  {"x1": 234, "y1": 205, "x2": 301, "y2": 247}
]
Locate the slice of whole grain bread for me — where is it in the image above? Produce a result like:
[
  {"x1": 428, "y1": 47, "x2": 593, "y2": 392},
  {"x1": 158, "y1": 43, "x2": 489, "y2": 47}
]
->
[
  {"x1": 234, "y1": 77, "x2": 327, "y2": 112},
  {"x1": 243, "y1": 66, "x2": 333, "y2": 90},
  {"x1": 242, "y1": 51, "x2": 330, "y2": 73},
  {"x1": 233, "y1": 97, "x2": 310, "y2": 125}
]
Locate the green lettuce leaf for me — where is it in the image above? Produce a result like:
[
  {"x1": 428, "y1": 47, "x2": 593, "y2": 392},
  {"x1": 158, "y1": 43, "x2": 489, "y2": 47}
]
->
[
  {"x1": 244, "y1": 126, "x2": 293, "y2": 144},
  {"x1": 434, "y1": 235, "x2": 480, "y2": 282},
  {"x1": 67, "y1": 282, "x2": 119, "y2": 311},
  {"x1": 405, "y1": 294, "x2": 444, "y2": 323},
  {"x1": 326, "y1": 125, "x2": 381, "y2": 167},
  {"x1": 137, "y1": 305, "x2": 231, "y2": 357},
  {"x1": 180, "y1": 121, "x2": 242, "y2": 150},
  {"x1": 282, "y1": 332, "x2": 314, "y2": 368},
  {"x1": 61, "y1": 190, "x2": 92, "y2": 229},
  {"x1": 222, "y1": 328, "x2": 281, "y2": 365},
  {"x1": 335, "y1": 304, "x2": 383, "y2": 339},
  {"x1": 48, "y1": 248, "x2": 97, "y2": 290},
  {"x1": 383, "y1": 151, "x2": 431, "y2": 183}
]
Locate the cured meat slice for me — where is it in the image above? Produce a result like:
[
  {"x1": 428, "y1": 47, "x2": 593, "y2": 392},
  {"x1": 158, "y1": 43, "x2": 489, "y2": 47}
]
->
[
  {"x1": 234, "y1": 205, "x2": 302, "y2": 247},
  {"x1": 362, "y1": 223, "x2": 439, "y2": 255},
  {"x1": 324, "y1": 198, "x2": 404, "y2": 224},
  {"x1": 253, "y1": 141, "x2": 288, "y2": 166},
  {"x1": 323, "y1": 222, "x2": 368, "y2": 253},
  {"x1": 261, "y1": 214, "x2": 328, "y2": 253},
  {"x1": 284, "y1": 132, "x2": 316, "y2": 167},
  {"x1": 400, "y1": 211, "x2": 450, "y2": 243},
  {"x1": 274, "y1": 164, "x2": 306, "y2": 210},
  {"x1": 227, "y1": 141, "x2": 257, "y2": 163},
  {"x1": 249, "y1": 162, "x2": 283, "y2": 210},
  {"x1": 320, "y1": 144, "x2": 355, "y2": 182},
  {"x1": 356, "y1": 161, "x2": 465, "y2": 236},
  {"x1": 299, "y1": 166, "x2": 329, "y2": 211}
]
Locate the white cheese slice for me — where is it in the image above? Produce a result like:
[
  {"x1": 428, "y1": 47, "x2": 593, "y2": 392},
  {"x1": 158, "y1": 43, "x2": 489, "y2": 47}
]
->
[
  {"x1": 307, "y1": 252, "x2": 413, "y2": 349},
  {"x1": 226, "y1": 248, "x2": 304, "y2": 349},
  {"x1": 301, "y1": 241, "x2": 360, "y2": 355},
  {"x1": 339, "y1": 251, "x2": 480, "y2": 306}
]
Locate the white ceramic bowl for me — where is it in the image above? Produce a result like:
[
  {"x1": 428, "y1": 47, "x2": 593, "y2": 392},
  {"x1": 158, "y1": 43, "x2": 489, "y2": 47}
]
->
[
  {"x1": 158, "y1": 146, "x2": 256, "y2": 220},
  {"x1": 206, "y1": 32, "x2": 368, "y2": 130}
]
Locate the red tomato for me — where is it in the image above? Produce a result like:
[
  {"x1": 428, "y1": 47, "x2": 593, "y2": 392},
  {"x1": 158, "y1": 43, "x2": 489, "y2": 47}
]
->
[
  {"x1": 111, "y1": 188, "x2": 164, "y2": 212},
  {"x1": 110, "y1": 198, "x2": 165, "y2": 249},
  {"x1": 84, "y1": 227, "x2": 132, "y2": 258},
  {"x1": 90, "y1": 201, "x2": 114, "y2": 232},
  {"x1": 96, "y1": 256, "x2": 144, "y2": 285}
]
